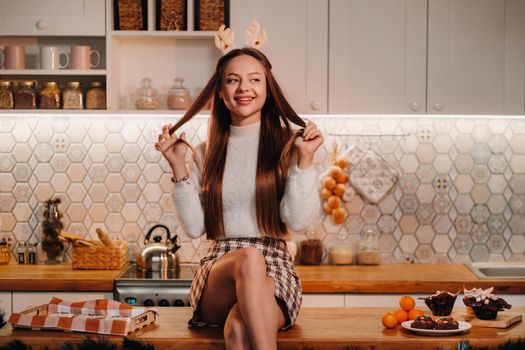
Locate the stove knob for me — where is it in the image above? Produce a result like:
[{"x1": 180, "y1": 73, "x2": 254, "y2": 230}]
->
[
  {"x1": 158, "y1": 299, "x2": 170, "y2": 307},
  {"x1": 173, "y1": 299, "x2": 185, "y2": 307},
  {"x1": 143, "y1": 299, "x2": 155, "y2": 307}
]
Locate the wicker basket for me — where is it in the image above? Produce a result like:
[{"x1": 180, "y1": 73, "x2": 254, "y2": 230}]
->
[
  {"x1": 115, "y1": 0, "x2": 146, "y2": 30},
  {"x1": 158, "y1": 0, "x2": 186, "y2": 31},
  {"x1": 195, "y1": 0, "x2": 228, "y2": 31},
  {"x1": 72, "y1": 240, "x2": 128, "y2": 270}
]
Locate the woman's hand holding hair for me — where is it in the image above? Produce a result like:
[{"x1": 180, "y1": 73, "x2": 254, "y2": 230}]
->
[
  {"x1": 294, "y1": 121, "x2": 324, "y2": 170},
  {"x1": 155, "y1": 124, "x2": 190, "y2": 179}
]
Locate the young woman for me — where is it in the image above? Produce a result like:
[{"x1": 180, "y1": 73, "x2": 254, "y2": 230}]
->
[{"x1": 155, "y1": 47, "x2": 323, "y2": 349}]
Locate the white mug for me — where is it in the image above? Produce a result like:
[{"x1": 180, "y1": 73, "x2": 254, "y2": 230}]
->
[
  {"x1": 71, "y1": 45, "x2": 100, "y2": 70},
  {"x1": 40, "y1": 46, "x2": 69, "y2": 70}
]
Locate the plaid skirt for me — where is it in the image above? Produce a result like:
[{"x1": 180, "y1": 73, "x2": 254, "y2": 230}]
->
[{"x1": 189, "y1": 237, "x2": 302, "y2": 330}]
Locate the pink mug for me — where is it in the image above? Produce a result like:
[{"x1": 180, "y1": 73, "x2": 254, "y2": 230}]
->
[
  {"x1": 71, "y1": 45, "x2": 100, "y2": 70},
  {"x1": 0, "y1": 45, "x2": 26, "y2": 69}
]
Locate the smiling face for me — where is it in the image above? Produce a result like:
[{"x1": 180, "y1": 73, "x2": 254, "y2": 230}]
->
[{"x1": 220, "y1": 54, "x2": 267, "y2": 126}]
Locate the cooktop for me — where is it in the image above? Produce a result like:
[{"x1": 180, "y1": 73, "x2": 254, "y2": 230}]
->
[{"x1": 117, "y1": 263, "x2": 197, "y2": 281}]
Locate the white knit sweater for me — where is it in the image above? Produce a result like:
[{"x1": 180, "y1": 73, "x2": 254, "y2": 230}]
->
[{"x1": 172, "y1": 121, "x2": 320, "y2": 239}]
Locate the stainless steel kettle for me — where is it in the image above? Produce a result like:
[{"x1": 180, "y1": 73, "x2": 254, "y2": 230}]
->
[{"x1": 136, "y1": 224, "x2": 181, "y2": 271}]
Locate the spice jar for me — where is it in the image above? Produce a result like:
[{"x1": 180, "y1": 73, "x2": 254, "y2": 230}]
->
[
  {"x1": 40, "y1": 82, "x2": 61, "y2": 109},
  {"x1": 299, "y1": 230, "x2": 323, "y2": 265},
  {"x1": 357, "y1": 227, "x2": 381, "y2": 265},
  {"x1": 14, "y1": 81, "x2": 37, "y2": 109},
  {"x1": 63, "y1": 82, "x2": 84, "y2": 109},
  {"x1": 167, "y1": 77, "x2": 191, "y2": 110},
  {"x1": 0, "y1": 239, "x2": 10, "y2": 265},
  {"x1": 0, "y1": 81, "x2": 15, "y2": 109},
  {"x1": 329, "y1": 233, "x2": 353, "y2": 265},
  {"x1": 86, "y1": 81, "x2": 106, "y2": 109},
  {"x1": 135, "y1": 78, "x2": 160, "y2": 110}
]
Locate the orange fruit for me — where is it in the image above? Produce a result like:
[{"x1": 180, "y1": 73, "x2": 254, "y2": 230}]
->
[
  {"x1": 320, "y1": 187, "x2": 332, "y2": 200},
  {"x1": 399, "y1": 296, "x2": 416, "y2": 311},
  {"x1": 322, "y1": 202, "x2": 334, "y2": 214},
  {"x1": 331, "y1": 207, "x2": 346, "y2": 224},
  {"x1": 382, "y1": 312, "x2": 398, "y2": 329},
  {"x1": 333, "y1": 183, "x2": 346, "y2": 197},
  {"x1": 393, "y1": 309, "x2": 408, "y2": 324},
  {"x1": 323, "y1": 176, "x2": 336, "y2": 190},
  {"x1": 408, "y1": 308, "x2": 424, "y2": 320},
  {"x1": 327, "y1": 195, "x2": 341, "y2": 209},
  {"x1": 334, "y1": 172, "x2": 348, "y2": 184},
  {"x1": 329, "y1": 165, "x2": 343, "y2": 178},
  {"x1": 335, "y1": 156, "x2": 350, "y2": 169}
]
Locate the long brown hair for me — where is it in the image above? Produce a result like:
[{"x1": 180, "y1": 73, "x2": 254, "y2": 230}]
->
[{"x1": 170, "y1": 48, "x2": 306, "y2": 239}]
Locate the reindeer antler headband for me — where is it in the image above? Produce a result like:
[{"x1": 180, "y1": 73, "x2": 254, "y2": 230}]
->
[{"x1": 214, "y1": 20, "x2": 267, "y2": 54}]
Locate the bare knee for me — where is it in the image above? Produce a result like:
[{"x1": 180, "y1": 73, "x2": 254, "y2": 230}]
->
[{"x1": 235, "y1": 247, "x2": 266, "y2": 278}]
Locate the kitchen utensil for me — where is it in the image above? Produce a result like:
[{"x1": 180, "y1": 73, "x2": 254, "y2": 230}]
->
[
  {"x1": 136, "y1": 224, "x2": 180, "y2": 271},
  {"x1": 71, "y1": 45, "x2": 100, "y2": 69},
  {"x1": 39, "y1": 46, "x2": 69, "y2": 70},
  {"x1": 349, "y1": 149, "x2": 398, "y2": 204},
  {"x1": 0, "y1": 45, "x2": 26, "y2": 69},
  {"x1": 455, "y1": 311, "x2": 522, "y2": 328}
]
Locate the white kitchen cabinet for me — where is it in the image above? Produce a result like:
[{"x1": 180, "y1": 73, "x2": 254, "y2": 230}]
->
[
  {"x1": 229, "y1": 0, "x2": 328, "y2": 114},
  {"x1": 12, "y1": 292, "x2": 112, "y2": 312},
  {"x1": 329, "y1": 0, "x2": 525, "y2": 115},
  {"x1": 0, "y1": 292, "x2": 11, "y2": 316},
  {"x1": 329, "y1": 0, "x2": 427, "y2": 114},
  {"x1": 427, "y1": 0, "x2": 525, "y2": 115},
  {"x1": 0, "y1": 0, "x2": 105, "y2": 36}
]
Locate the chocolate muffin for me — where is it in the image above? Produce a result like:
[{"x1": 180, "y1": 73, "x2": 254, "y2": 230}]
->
[
  {"x1": 435, "y1": 317, "x2": 459, "y2": 330},
  {"x1": 463, "y1": 287, "x2": 512, "y2": 320},
  {"x1": 411, "y1": 315, "x2": 436, "y2": 329},
  {"x1": 421, "y1": 291, "x2": 459, "y2": 316}
]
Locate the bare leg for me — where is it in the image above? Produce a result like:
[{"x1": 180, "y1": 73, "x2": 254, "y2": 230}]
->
[
  {"x1": 224, "y1": 304, "x2": 250, "y2": 349},
  {"x1": 198, "y1": 247, "x2": 286, "y2": 350}
]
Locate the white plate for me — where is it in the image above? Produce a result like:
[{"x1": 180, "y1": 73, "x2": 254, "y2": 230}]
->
[{"x1": 401, "y1": 320, "x2": 472, "y2": 336}]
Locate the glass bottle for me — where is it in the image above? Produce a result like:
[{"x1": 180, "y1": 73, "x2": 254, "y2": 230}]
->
[
  {"x1": 167, "y1": 77, "x2": 190, "y2": 110},
  {"x1": 14, "y1": 81, "x2": 37, "y2": 109},
  {"x1": 86, "y1": 81, "x2": 106, "y2": 109},
  {"x1": 63, "y1": 82, "x2": 84, "y2": 109},
  {"x1": 40, "y1": 81, "x2": 61, "y2": 109},
  {"x1": 28, "y1": 243, "x2": 37, "y2": 264},
  {"x1": 135, "y1": 78, "x2": 160, "y2": 110},
  {"x1": 0, "y1": 81, "x2": 15, "y2": 109},
  {"x1": 299, "y1": 230, "x2": 323, "y2": 265},
  {"x1": 0, "y1": 239, "x2": 10, "y2": 265},
  {"x1": 357, "y1": 226, "x2": 381, "y2": 265},
  {"x1": 17, "y1": 241, "x2": 27, "y2": 264}
]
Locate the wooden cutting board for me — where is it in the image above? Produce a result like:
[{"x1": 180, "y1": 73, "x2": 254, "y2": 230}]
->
[{"x1": 454, "y1": 311, "x2": 522, "y2": 328}]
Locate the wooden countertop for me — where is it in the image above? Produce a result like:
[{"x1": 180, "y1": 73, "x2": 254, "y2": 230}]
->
[
  {"x1": 1, "y1": 263, "x2": 524, "y2": 293},
  {"x1": 0, "y1": 263, "x2": 123, "y2": 292},
  {"x1": 1, "y1": 307, "x2": 524, "y2": 349},
  {"x1": 296, "y1": 264, "x2": 525, "y2": 294}
]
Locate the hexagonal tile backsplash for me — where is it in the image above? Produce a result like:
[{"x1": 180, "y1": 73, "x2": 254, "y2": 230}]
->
[{"x1": 1, "y1": 115, "x2": 524, "y2": 264}]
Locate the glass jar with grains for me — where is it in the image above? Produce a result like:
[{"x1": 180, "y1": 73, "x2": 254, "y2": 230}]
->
[
  {"x1": 63, "y1": 82, "x2": 84, "y2": 109},
  {"x1": 86, "y1": 82, "x2": 106, "y2": 109},
  {"x1": 0, "y1": 81, "x2": 15, "y2": 109},
  {"x1": 40, "y1": 82, "x2": 61, "y2": 109},
  {"x1": 0, "y1": 238, "x2": 10, "y2": 265},
  {"x1": 14, "y1": 81, "x2": 37, "y2": 109},
  {"x1": 356, "y1": 227, "x2": 381, "y2": 265},
  {"x1": 135, "y1": 78, "x2": 160, "y2": 110},
  {"x1": 167, "y1": 77, "x2": 190, "y2": 110},
  {"x1": 299, "y1": 230, "x2": 323, "y2": 265}
]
